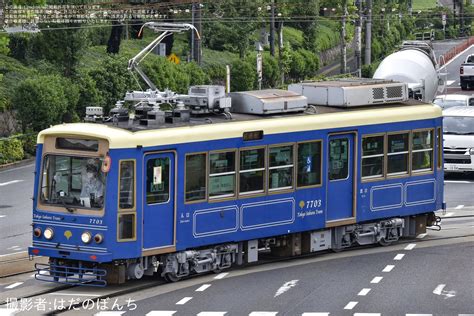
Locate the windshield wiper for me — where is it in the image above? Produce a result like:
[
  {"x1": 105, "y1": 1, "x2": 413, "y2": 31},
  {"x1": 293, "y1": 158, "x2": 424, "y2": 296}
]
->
[{"x1": 59, "y1": 197, "x2": 76, "y2": 213}]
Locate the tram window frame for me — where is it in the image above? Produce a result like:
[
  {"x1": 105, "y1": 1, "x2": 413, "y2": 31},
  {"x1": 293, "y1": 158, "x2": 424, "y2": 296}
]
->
[
  {"x1": 118, "y1": 160, "x2": 136, "y2": 211},
  {"x1": 208, "y1": 149, "x2": 237, "y2": 200},
  {"x1": 411, "y1": 129, "x2": 434, "y2": 173},
  {"x1": 239, "y1": 146, "x2": 266, "y2": 196},
  {"x1": 387, "y1": 131, "x2": 410, "y2": 177},
  {"x1": 117, "y1": 212, "x2": 136, "y2": 242},
  {"x1": 268, "y1": 144, "x2": 295, "y2": 192},
  {"x1": 185, "y1": 152, "x2": 208, "y2": 203},
  {"x1": 361, "y1": 134, "x2": 385, "y2": 180},
  {"x1": 437, "y1": 127, "x2": 442, "y2": 170},
  {"x1": 296, "y1": 140, "x2": 323, "y2": 188}
]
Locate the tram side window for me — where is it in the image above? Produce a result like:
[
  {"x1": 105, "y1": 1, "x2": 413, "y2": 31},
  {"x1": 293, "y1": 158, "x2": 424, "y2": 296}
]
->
[
  {"x1": 185, "y1": 154, "x2": 207, "y2": 202},
  {"x1": 297, "y1": 141, "x2": 322, "y2": 187},
  {"x1": 269, "y1": 145, "x2": 294, "y2": 191},
  {"x1": 387, "y1": 133, "x2": 409, "y2": 175},
  {"x1": 119, "y1": 161, "x2": 135, "y2": 209},
  {"x1": 240, "y1": 148, "x2": 265, "y2": 195},
  {"x1": 412, "y1": 130, "x2": 433, "y2": 172},
  {"x1": 146, "y1": 157, "x2": 170, "y2": 204},
  {"x1": 209, "y1": 151, "x2": 236, "y2": 199},
  {"x1": 362, "y1": 135, "x2": 384, "y2": 179},
  {"x1": 437, "y1": 127, "x2": 442, "y2": 169}
]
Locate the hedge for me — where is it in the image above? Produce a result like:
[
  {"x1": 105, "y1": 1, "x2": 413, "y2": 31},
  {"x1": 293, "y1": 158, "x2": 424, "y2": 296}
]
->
[{"x1": 0, "y1": 133, "x2": 36, "y2": 164}]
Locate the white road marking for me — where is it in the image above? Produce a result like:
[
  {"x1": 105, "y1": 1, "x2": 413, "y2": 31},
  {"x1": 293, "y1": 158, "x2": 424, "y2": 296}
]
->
[
  {"x1": 0, "y1": 251, "x2": 26, "y2": 257},
  {"x1": 94, "y1": 312, "x2": 126, "y2": 316},
  {"x1": 432, "y1": 284, "x2": 456, "y2": 298},
  {"x1": 459, "y1": 314, "x2": 474, "y2": 316},
  {"x1": 145, "y1": 312, "x2": 176, "y2": 316},
  {"x1": 354, "y1": 314, "x2": 381, "y2": 316},
  {"x1": 455, "y1": 205, "x2": 464, "y2": 209},
  {"x1": 416, "y1": 233, "x2": 427, "y2": 239},
  {"x1": 394, "y1": 254, "x2": 405, "y2": 260},
  {"x1": 406, "y1": 314, "x2": 433, "y2": 316},
  {"x1": 344, "y1": 301, "x2": 358, "y2": 310},
  {"x1": 196, "y1": 284, "x2": 212, "y2": 292},
  {"x1": 0, "y1": 308, "x2": 19, "y2": 316},
  {"x1": 274, "y1": 279, "x2": 298, "y2": 297},
  {"x1": 214, "y1": 272, "x2": 229, "y2": 280},
  {"x1": 358, "y1": 288, "x2": 371, "y2": 296},
  {"x1": 0, "y1": 180, "x2": 24, "y2": 187},
  {"x1": 433, "y1": 284, "x2": 446, "y2": 295},
  {"x1": 0, "y1": 215, "x2": 6, "y2": 218},
  {"x1": 446, "y1": 80, "x2": 455, "y2": 85},
  {"x1": 197, "y1": 313, "x2": 227, "y2": 316},
  {"x1": 248, "y1": 313, "x2": 278, "y2": 316},
  {"x1": 301, "y1": 313, "x2": 330, "y2": 316},
  {"x1": 443, "y1": 212, "x2": 454, "y2": 217},
  {"x1": 370, "y1": 276, "x2": 383, "y2": 284},
  {"x1": 444, "y1": 180, "x2": 473, "y2": 184},
  {"x1": 5, "y1": 282, "x2": 23, "y2": 289},
  {"x1": 7, "y1": 246, "x2": 20, "y2": 250},
  {"x1": 405, "y1": 243, "x2": 417, "y2": 250},
  {"x1": 175, "y1": 297, "x2": 192, "y2": 305},
  {"x1": 382, "y1": 265, "x2": 395, "y2": 272},
  {"x1": 47, "y1": 292, "x2": 100, "y2": 297}
]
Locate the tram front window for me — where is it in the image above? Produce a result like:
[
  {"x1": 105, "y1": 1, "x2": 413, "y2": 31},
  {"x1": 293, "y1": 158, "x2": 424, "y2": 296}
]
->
[{"x1": 40, "y1": 155, "x2": 105, "y2": 210}]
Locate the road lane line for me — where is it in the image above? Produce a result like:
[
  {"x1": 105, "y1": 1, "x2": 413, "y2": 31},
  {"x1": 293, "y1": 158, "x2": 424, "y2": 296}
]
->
[
  {"x1": 197, "y1": 313, "x2": 227, "y2": 316},
  {"x1": 358, "y1": 288, "x2": 371, "y2": 296},
  {"x1": 455, "y1": 205, "x2": 464, "y2": 209},
  {"x1": 394, "y1": 254, "x2": 405, "y2": 260},
  {"x1": 195, "y1": 284, "x2": 211, "y2": 292},
  {"x1": 0, "y1": 251, "x2": 27, "y2": 257},
  {"x1": 443, "y1": 212, "x2": 454, "y2": 217},
  {"x1": 0, "y1": 215, "x2": 6, "y2": 218},
  {"x1": 5, "y1": 282, "x2": 23, "y2": 289},
  {"x1": 0, "y1": 180, "x2": 24, "y2": 187},
  {"x1": 406, "y1": 314, "x2": 432, "y2": 316},
  {"x1": 371, "y1": 276, "x2": 383, "y2": 284},
  {"x1": 301, "y1": 313, "x2": 330, "y2": 316},
  {"x1": 175, "y1": 297, "x2": 192, "y2": 305},
  {"x1": 248, "y1": 313, "x2": 278, "y2": 316},
  {"x1": 214, "y1": 272, "x2": 229, "y2": 280},
  {"x1": 405, "y1": 243, "x2": 417, "y2": 250},
  {"x1": 354, "y1": 314, "x2": 381, "y2": 316},
  {"x1": 382, "y1": 265, "x2": 395, "y2": 272},
  {"x1": 433, "y1": 284, "x2": 446, "y2": 295},
  {"x1": 145, "y1": 312, "x2": 176, "y2": 316},
  {"x1": 417, "y1": 233, "x2": 427, "y2": 239},
  {"x1": 344, "y1": 301, "x2": 358, "y2": 310}
]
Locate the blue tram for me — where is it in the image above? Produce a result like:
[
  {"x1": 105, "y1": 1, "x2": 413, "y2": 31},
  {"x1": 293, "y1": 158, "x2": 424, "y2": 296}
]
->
[{"x1": 29, "y1": 82, "x2": 444, "y2": 285}]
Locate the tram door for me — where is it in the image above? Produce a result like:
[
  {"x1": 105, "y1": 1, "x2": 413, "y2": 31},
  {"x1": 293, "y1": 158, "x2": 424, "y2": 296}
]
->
[
  {"x1": 143, "y1": 152, "x2": 175, "y2": 250},
  {"x1": 326, "y1": 134, "x2": 355, "y2": 222}
]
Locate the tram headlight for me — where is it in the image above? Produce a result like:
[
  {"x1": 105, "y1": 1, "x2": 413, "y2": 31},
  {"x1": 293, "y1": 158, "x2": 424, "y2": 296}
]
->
[
  {"x1": 81, "y1": 231, "x2": 92, "y2": 244},
  {"x1": 33, "y1": 228, "x2": 42, "y2": 238},
  {"x1": 44, "y1": 227, "x2": 54, "y2": 240},
  {"x1": 469, "y1": 147, "x2": 474, "y2": 155},
  {"x1": 94, "y1": 233, "x2": 103, "y2": 244}
]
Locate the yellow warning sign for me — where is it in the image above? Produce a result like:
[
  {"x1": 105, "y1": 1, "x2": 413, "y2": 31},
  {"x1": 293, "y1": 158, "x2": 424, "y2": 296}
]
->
[{"x1": 167, "y1": 53, "x2": 180, "y2": 64}]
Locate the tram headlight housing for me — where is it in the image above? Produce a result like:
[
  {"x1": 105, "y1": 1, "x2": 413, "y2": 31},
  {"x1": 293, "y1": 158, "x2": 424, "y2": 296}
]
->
[
  {"x1": 94, "y1": 233, "x2": 103, "y2": 244},
  {"x1": 81, "y1": 231, "x2": 92, "y2": 244},
  {"x1": 33, "y1": 228, "x2": 42, "y2": 238},
  {"x1": 469, "y1": 147, "x2": 474, "y2": 155},
  {"x1": 44, "y1": 227, "x2": 54, "y2": 240}
]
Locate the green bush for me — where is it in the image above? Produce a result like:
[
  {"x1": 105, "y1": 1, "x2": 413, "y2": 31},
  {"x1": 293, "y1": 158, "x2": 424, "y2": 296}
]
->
[
  {"x1": 230, "y1": 59, "x2": 255, "y2": 92},
  {"x1": 21, "y1": 133, "x2": 37, "y2": 157},
  {"x1": 0, "y1": 137, "x2": 24, "y2": 164}
]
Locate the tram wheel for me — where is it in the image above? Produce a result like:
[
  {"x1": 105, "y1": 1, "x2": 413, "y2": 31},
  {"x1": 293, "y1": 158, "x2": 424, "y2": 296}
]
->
[
  {"x1": 163, "y1": 273, "x2": 180, "y2": 283},
  {"x1": 378, "y1": 238, "x2": 392, "y2": 247}
]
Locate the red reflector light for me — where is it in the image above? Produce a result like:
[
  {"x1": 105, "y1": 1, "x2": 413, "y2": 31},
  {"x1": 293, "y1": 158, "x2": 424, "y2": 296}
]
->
[
  {"x1": 32, "y1": 249, "x2": 40, "y2": 255},
  {"x1": 460, "y1": 66, "x2": 464, "y2": 74},
  {"x1": 90, "y1": 255, "x2": 97, "y2": 260}
]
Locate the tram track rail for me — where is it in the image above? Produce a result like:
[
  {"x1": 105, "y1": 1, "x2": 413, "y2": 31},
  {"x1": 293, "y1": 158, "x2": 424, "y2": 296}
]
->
[{"x1": 1, "y1": 230, "x2": 473, "y2": 314}]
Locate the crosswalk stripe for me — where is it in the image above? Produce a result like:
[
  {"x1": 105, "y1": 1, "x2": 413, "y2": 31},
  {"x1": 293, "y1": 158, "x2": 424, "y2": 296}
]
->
[
  {"x1": 394, "y1": 254, "x2": 405, "y2": 260},
  {"x1": 382, "y1": 265, "x2": 395, "y2": 272},
  {"x1": 344, "y1": 302, "x2": 358, "y2": 310},
  {"x1": 358, "y1": 288, "x2": 371, "y2": 296},
  {"x1": 145, "y1": 312, "x2": 176, "y2": 316},
  {"x1": 370, "y1": 276, "x2": 383, "y2": 284},
  {"x1": 176, "y1": 297, "x2": 193, "y2": 305}
]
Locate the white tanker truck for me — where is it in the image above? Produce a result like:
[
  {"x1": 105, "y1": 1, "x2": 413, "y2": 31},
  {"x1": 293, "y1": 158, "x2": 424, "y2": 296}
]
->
[{"x1": 373, "y1": 41, "x2": 445, "y2": 103}]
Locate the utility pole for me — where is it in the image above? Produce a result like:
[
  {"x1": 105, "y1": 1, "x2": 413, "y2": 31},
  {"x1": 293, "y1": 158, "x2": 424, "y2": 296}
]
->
[
  {"x1": 192, "y1": 1, "x2": 202, "y2": 64},
  {"x1": 453, "y1": 0, "x2": 456, "y2": 31},
  {"x1": 365, "y1": 0, "x2": 372, "y2": 65},
  {"x1": 460, "y1": 0, "x2": 464, "y2": 34},
  {"x1": 269, "y1": 0, "x2": 275, "y2": 57},
  {"x1": 340, "y1": 0, "x2": 348, "y2": 74},
  {"x1": 355, "y1": 0, "x2": 362, "y2": 77}
]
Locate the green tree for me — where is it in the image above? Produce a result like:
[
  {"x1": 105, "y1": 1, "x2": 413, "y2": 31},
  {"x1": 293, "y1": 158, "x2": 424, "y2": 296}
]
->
[
  {"x1": 13, "y1": 75, "x2": 71, "y2": 132},
  {"x1": 230, "y1": 59, "x2": 255, "y2": 91},
  {"x1": 0, "y1": 36, "x2": 9, "y2": 56}
]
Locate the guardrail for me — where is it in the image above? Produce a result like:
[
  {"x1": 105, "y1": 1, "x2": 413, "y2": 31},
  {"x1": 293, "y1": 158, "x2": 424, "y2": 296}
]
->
[{"x1": 439, "y1": 36, "x2": 474, "y2": 66}]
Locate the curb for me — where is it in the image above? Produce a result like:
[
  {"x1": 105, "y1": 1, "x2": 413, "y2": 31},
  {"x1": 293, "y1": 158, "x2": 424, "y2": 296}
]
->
[
  {"x1": 0, "y1": 158, "x2": 35, "y2": 171},
  {"x1": 0, "y1": 252, "x2": 48, "y2": 278}
]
